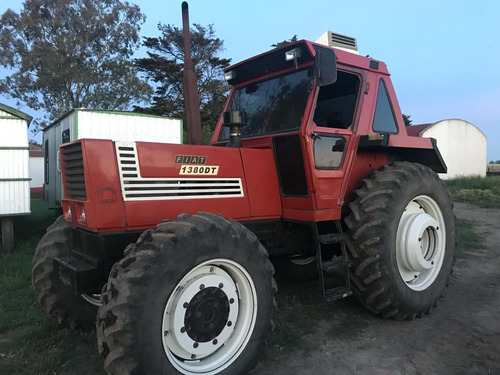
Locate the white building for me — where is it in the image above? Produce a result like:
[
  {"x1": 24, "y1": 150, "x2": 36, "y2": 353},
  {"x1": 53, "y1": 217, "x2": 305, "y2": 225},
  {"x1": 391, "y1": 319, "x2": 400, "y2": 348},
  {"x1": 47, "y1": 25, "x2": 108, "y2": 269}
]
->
[
  {"x1": 407, "y1": 119, "x2": 487, "y2": 179},
  {"x1": 43, "y1": 109, "x2": 183, "y2": 205},
  {"x1": 29, "y1": 143, "x2": 44, "y2": 198},
  {"x1": 0, "y1": 103, "x2": 32, "y2": 252}
]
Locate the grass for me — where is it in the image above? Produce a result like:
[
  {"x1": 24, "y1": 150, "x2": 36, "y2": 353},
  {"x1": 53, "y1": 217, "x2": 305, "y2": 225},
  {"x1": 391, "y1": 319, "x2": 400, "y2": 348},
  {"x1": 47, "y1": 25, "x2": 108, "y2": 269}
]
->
[
  {"x1": 268, "y1": 277, "x2": 370, "y2": 357},
  {"x1": 0, "y1": 200, "x2": 55, "y2": 335},
  {"x1": 455, "y1": 218, "x2": 482, "y2": 259},
  {"x1": 268, "y1": 278, "x2": 331, "y2": 353},
  {"x1": 0, "y1": 200, "x2": 104, "y2": 375},
  {"x1": 445, "y1": 175, "x2": 500, "y2": 208},
  {"x1": 0, "y1": 193, "x2": 491, "y2": 374}
]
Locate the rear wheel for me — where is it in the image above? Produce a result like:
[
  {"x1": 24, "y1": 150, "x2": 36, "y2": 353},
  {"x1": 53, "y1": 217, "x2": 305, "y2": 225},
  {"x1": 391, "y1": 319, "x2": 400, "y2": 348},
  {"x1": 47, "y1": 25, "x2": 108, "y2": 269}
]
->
[
  {"x1": 97, "y1": 212, "x2": 277, "y2": 375},
  {"x1": 345, "y1": 162, "x2": 455, "y2": 320},
  {"x1": 273, "y1": 255, "x2": 317, "y2": 281},
  {"x1": 32, "y1": 216, "x2": 98, "y2": 329}
]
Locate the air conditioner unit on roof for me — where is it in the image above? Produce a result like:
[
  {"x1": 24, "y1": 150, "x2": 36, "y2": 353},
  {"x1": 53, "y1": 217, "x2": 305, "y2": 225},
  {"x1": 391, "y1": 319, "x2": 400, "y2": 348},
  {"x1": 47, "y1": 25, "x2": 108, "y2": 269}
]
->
[{"x1": 316, "y1": 31, "x2": 358, "y2": 54}]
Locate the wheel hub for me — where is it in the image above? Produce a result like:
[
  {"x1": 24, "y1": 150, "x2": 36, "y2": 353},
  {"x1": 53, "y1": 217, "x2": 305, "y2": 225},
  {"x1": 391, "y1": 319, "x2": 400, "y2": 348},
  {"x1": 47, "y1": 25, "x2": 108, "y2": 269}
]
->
[
  {"x1": 399, "y1": 213, "x2": 439, "y2": 272},
  {"x1": 163, "y1": 265, "x2": 240, "y2": 360},
  {"x1": 396, "y1": 196, "x2": 446, "y2": 291},
  {"x1": 184, "y1": 287, "x2": 230, "y2": 343}
]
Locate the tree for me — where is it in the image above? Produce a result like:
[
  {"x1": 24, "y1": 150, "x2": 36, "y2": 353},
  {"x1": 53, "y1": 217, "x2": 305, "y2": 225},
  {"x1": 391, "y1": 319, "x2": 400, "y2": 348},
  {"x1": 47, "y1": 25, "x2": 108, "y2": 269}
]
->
[
  {"x1": 271, "y1": 35, "x2": 298, "y2": 48},
  {"x1": 0, "y1": 0, "x2": 151, "y2": 128},
  {"x1": 403, "y1": 113, "x2": 412, "y2": 126},
  {"x1": 135, "y1": 23, "x2": 230, "y2": 144}
]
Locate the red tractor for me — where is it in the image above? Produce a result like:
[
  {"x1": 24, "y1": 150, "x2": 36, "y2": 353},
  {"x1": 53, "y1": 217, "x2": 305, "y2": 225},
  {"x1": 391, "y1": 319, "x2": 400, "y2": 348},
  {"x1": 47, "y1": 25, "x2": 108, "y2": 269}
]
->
[{"x1": 32, "y1": 6, "x2": 454, "y2": 375}]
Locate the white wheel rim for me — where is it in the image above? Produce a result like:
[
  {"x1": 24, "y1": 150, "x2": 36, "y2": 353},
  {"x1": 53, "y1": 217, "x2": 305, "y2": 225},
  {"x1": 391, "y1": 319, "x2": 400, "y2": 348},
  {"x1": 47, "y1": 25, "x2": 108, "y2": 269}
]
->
[
  {"x1": 81, "y1": 293, "x2": 102, "y2": 306},
  {"x1": 162, "y1": 259, "x2": 257, "y2": 374},
  {"x1": 396, "y1": 195, "x2": 446, "y2": 291},
  {"x1": 289, "y1": 256, "x2": 315, "y2": 266}
]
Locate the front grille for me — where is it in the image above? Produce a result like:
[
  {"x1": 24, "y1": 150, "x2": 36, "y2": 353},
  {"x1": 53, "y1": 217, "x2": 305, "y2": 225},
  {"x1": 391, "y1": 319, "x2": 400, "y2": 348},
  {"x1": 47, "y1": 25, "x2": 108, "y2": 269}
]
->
[
  {"x1": 115, "y1": 142, "x2": 244, "y2": 201},
  {"x1": 62, "y1": 142, "x2": 87, "y2": 200}
]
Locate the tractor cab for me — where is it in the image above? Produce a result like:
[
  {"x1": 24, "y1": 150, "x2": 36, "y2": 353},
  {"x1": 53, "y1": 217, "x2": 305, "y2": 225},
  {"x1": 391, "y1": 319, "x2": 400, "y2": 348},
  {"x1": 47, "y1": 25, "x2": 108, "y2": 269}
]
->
[
  {"x1": 212, "y1": 34, "x2": 445, "y2": 223},
  {"x1": 212, "y1": 37, "x2": 385, "y2": 221}
]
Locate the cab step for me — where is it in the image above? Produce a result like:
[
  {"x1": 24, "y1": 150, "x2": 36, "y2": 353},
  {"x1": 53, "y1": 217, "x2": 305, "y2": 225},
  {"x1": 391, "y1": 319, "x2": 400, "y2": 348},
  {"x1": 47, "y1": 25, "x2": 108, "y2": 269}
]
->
[
  {"x1": 314, "y1": 222, "x2": 353, "y2": 303},
  {"x1": 318, "y1": 233, "x2": 346, "y2": 245},
  {"x1": 325, "y1": 286, "x2": 353, "y2": 302},
  {"x1": 322, "y1": 257, "x2": 350, "y2": 272}
]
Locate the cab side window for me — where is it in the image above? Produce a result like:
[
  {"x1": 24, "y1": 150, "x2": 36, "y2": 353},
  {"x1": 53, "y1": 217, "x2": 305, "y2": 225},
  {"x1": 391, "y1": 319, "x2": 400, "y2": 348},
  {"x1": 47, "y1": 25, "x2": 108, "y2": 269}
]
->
[
  {"x1": 372, "y1": 79, "x2": 398, "y2": 134},
  {"x1": 314, "y1": 136, "x2": 346, "y2": 169},
  {"x1": 313, "y1": 71, "x2": 360, "y2": 129}
]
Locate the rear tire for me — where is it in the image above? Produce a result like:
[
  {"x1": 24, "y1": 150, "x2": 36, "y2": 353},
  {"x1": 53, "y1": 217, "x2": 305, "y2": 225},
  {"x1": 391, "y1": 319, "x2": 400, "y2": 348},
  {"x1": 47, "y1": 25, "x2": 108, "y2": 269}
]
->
[
  {"x1": 344, "y1": 162, "x2": 455, "y2": 320},
  {"x1": 32, "y1": 216, "x2": 98, "y2": 329},
  {"x1": 97, "y1": 212, "x2": 277, "y2": 375},
  {"x1": 273, "y1": 255, "x2": 317, "y2": 281}
]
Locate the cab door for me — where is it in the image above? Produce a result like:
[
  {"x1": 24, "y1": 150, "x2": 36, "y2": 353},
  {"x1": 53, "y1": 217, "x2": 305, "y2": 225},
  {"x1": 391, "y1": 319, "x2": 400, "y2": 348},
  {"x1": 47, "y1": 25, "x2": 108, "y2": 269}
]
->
[{"x1": 306, "y1": 69, "x2": 363, "y2": 216}]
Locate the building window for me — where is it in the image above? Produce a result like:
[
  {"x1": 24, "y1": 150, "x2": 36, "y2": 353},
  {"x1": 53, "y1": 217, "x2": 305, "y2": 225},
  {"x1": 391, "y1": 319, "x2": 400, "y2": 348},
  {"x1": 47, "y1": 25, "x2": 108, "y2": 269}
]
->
[{"x1": 372, "y1": 79, "x2": 398, "y2": 134}]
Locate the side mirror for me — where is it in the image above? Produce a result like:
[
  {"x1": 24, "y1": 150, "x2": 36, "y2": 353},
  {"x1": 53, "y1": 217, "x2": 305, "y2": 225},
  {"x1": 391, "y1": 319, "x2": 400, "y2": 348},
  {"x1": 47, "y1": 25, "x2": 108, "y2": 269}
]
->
[{"x1": 315, "y1": 47, "x2": 337, "y2": 87}]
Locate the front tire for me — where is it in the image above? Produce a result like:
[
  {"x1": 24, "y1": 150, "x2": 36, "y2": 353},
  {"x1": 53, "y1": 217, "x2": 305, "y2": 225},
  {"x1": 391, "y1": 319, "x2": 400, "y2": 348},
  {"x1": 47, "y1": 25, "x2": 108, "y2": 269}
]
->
[
  {"x1": 345, "y1": 162, "x2": 455, "y2": 320},
  {"x1": 97, "y1": 212, "x2": 277, "y2": 375},
  {"x1": 32, "y1": 216, "x2": 98, "y2": 329}
]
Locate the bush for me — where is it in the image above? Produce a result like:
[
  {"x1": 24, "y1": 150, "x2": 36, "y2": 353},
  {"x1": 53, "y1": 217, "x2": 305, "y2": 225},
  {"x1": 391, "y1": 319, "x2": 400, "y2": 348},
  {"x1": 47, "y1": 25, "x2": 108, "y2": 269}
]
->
[{"x1": 445, "y1": 176, "x2": 500, "y2": 208}]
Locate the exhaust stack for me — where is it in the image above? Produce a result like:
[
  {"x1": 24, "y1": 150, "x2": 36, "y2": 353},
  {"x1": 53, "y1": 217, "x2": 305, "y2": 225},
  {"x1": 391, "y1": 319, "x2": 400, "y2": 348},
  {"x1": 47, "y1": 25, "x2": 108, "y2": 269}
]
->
[{"x1": 181, "y1": 1, "x2": 202, "y2": 145}]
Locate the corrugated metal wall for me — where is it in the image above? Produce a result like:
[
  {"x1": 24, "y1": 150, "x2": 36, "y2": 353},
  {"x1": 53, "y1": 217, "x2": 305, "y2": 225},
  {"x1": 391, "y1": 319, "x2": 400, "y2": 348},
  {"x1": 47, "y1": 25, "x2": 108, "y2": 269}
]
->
[
  {"x1": 0, "y1": 113, "x2": 30, "y2": 216},
  {"x1": 42, "y1": 110, "x2": 182, "y2": 205},
  {"x1": 77, "y1": 111, "x2": 182, "y2": 143},
  {"x1": 29, "y1": 157, "x2": 44, "y2": 188}
]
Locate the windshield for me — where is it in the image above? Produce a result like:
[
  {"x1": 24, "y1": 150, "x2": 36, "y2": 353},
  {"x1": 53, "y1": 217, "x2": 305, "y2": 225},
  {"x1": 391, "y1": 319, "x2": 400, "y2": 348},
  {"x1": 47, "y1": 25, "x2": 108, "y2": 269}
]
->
[{"x1": 219, "y1": 68, "x2": 313, "y2": 140}]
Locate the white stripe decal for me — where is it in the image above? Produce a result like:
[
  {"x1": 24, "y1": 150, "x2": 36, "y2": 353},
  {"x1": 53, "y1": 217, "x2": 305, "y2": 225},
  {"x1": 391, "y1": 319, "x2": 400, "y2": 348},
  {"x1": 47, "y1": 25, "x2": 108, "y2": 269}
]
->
[{"x1": 115, "y1": 142, "x2": 244, "y2": 201}]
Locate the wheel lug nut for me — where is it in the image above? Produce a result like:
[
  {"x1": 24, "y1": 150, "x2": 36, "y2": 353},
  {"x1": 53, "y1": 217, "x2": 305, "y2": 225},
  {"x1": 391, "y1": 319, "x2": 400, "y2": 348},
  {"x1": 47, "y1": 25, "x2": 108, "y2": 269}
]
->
[
  {"x1": 193, "y1": 342, "x2": 199, "y2": 348},
  {"x1": 164, "y1": 330, "x2": 169, "y2": 336},
  {"x1": 218, "y1": 283, "x2": 224, "y2": 288},
  {"x1": 229, "y1": 298, "x2": 234, "y2": 304},
  {"x1": 210, "y1": 267, "x2": 214, "y2": 272},
  {"x1": 183, "y1": 302, "x2": 188, "y2": 308},
  {"x1": 212, "y1": 339, "x2": 218, "y2": 345},
  {"x1": 227, "y1": 321, "x2": 232, "y2": 327},
  {"x1": 181, "y1": 327, "x2": 186, "y2": 333},
  {"x1": 200, "y1": 284, "x2": 205, "y2": 290},
  {"x1": 191, "y1": 354, "x2": 196, "y2": 359}
]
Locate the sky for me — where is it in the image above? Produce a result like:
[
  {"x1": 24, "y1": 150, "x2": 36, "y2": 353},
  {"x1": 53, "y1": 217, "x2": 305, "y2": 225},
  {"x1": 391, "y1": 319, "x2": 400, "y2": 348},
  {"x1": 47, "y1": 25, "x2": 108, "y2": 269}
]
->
[{"x1": 0, "y1": 0, "x2": 499, "y2": 161}]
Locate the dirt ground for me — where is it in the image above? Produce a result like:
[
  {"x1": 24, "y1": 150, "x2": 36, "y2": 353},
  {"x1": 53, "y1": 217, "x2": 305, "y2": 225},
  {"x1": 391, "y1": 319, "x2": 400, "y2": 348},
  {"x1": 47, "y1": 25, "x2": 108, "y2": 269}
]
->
[{"x1": 255, "y1": 202, "x2": 500, "y2": 375}]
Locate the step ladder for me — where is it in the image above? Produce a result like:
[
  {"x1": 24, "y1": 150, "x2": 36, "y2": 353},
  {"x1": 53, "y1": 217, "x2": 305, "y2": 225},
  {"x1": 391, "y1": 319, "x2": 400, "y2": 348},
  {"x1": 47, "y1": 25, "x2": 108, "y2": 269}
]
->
[{"x1": 315, "y1": 226, "x2": 353, "y2": 302}]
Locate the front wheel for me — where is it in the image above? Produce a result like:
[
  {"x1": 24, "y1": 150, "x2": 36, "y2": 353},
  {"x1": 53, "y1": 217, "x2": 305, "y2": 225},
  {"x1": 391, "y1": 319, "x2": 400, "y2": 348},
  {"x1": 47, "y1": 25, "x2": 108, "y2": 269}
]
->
[
  {"x1": 32, "y1": 216, "x2": 98, "y2": 329},
  {"x1": 344, "y1": 162, "x2": 455, "y2": 320},
  {"x1": 97, "y1": 212, "x2": 277, "y2": 375}
]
